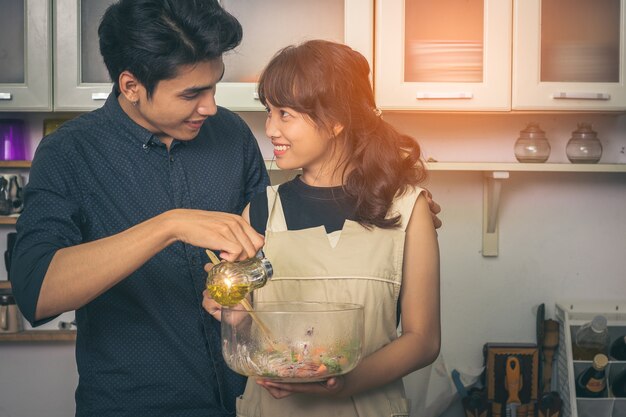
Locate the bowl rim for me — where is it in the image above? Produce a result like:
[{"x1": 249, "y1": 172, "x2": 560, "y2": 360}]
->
[{"x1": 222, "y1": 301, "x2": 364, "y2": 314}]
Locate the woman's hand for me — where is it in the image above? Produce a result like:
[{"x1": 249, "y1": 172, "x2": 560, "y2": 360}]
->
[
  {"x1": 202, "y1": 263, "x2": 248, "y2": 324},
  {"x1": 202, "y1": 288, "x2": 224, "y2": 321},
  {"x1": 255, "y1": 376, "x2": 345, "y2": 399}
]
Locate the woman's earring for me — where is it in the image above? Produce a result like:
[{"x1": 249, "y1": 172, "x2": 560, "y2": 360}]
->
[{"x1": 132, "y1": 100, "x2": 139, "y2": 107}]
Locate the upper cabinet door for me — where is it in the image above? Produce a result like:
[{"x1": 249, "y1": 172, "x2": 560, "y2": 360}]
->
[
  {"x1": 216, "y1": 0, "x2": 374, "y2": 111},
  {"x1": 0, "y1": 0, "x2": 52, "y2": 111},
  {"x1": 513, "y1": 0, "x2": 626, "y2": 110},
  {"x1": 54, "y1": 0, "x2": 115, "y2": 111},
  {"x1": 375, "y1": 0, "x2": 512, "y2": 111}
]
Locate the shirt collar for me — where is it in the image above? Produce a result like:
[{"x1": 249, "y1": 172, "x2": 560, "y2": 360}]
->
[{"x1": 102, "y1": 90, "x2": 158, "y2": 147}]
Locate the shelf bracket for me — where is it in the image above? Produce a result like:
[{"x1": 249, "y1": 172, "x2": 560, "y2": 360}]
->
[{"x1": 482, "y1": 171, "x2": 509, "y2": 257}]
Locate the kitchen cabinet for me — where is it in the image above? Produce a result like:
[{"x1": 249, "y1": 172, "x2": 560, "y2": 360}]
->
[
  {"x1": 375, "y1": 0, "x2": 512, "y2": 111},
  {"x1": 375, "y1": 0, "x2": 626, "y2": 112},
  {"x1": 0, "y1": 0, "x2": 114, "y2": 112},
  {"x1": 216, "y1": 0, "x2": 374, "y2": 111},
  {"x1": 54, "y1": 0, "x2": 117, "y2": 111},
  {"x1": 513, "y1": 0, "x2": 626, "y2": 111},
  {"x1": 0, "y1": 0, "x2": 52, "y2": 111},
  {"x1": 8, "y1": 0, "x2": 373, "y2": 112}
]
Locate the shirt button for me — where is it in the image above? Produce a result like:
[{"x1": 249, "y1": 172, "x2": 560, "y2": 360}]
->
[
  {"x1": 169, "y1": 156, "x2": 174, "y2": 162},
  {"x1": 142, "y1": 144, "x2": 149, "y2": 150}
]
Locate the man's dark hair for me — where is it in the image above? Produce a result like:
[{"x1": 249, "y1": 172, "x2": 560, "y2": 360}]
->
[{"x1": 98, "y1": 0, "x2": 242, "y2": 98}]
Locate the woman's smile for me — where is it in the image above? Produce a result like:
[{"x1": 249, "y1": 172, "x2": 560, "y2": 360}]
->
[{"x1": 273, "y1": 143, "x2": 291, "y2": 156}]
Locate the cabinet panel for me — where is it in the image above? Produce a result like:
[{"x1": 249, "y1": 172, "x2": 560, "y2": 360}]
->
[
  {"x1": 53, "y1": 0, "x2": 115, "y2": 111},
  {"x1": 216, "y1": 0, "x2": 373, "y2": 111},
  {"x1": 513, "y1": 0, "x2": 626, "y2": 111},
  {"x1": 375, "y1": 0, "x2": 512, "y2": 111},
  {"x1": 0, "y1": 0, "x2": 52, "y2": 111}
]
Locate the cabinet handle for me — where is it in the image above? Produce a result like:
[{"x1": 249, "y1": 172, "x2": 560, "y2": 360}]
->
[
  {"x1": 416, "y1": 92, "x2": 473, "y2": 100},
  {"x1": 91, "y1": 93, "x2": 109, "y2": 101},
  {"x1": 0, "y1": 93, "x2": 12, "y2": 100},
  {"x1": 552, "y1": 92, "x2": 610, "y2": 100}
]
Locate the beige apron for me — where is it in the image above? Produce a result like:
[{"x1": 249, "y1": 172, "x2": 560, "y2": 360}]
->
[{"x1": 236, "y1": 185, "x2": 424, "y2": 417}]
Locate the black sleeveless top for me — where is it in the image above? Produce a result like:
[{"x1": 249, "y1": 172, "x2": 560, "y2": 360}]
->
[{"x1": 249, "y1": 176, "x2": 356, "y2": 235}]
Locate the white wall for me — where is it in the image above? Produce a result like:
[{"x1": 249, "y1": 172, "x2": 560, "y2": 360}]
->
[{"x1": 1, "y1": 111, "x2": 625, "y2": 416}]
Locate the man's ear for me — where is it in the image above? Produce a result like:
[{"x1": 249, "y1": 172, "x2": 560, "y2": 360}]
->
[{"x1": 118, "y1": 71, "x2": 141, "y2": 103}]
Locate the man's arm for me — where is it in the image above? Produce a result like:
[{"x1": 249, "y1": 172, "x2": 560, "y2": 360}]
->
[{"x1": 36, "y1": 208, "x2": 263, "y2": 321}]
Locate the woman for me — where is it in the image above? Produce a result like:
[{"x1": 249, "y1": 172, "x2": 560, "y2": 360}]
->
[{"x1": 205, "y1": 39, "x2": 440, "y2": 417}]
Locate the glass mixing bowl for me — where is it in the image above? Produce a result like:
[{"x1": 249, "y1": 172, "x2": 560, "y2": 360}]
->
[{"x1": 221, "y1": 301, "x2": 364, "y2": 382}]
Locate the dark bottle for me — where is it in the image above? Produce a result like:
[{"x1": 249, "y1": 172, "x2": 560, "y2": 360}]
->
[
  {"x1": 576, "y1": 353, "x2": 608, "y2": 398},
  {"x1": 612, "y1": 368, "x2": 626, "y2": 398},
  {"x1": 610, "y1": 335, "x2": 626, "y2": 361}
]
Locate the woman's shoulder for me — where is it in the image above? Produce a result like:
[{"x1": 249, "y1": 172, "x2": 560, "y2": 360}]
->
[{"x1": 389, "y1": 185, "x2": 426, "y2": 230}]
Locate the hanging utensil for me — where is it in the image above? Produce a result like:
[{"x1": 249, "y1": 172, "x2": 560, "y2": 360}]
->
[
  {"x1": 536, "y1": 303, "x2": 546, "y2": 392},
  {"x1": 505, "y1": 356, "x2": 522, "y2": 417},
  {"x1": 542, "y1": 320, "x2": 560, "y2": 393}
]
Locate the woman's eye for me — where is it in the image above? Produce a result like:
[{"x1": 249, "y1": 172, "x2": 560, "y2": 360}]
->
[{"x1": 280, "y1": 110, "x2": 291, "y2": 118}]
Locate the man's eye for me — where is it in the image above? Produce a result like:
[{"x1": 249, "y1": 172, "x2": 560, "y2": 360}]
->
[{"x1": 182, "y1": 93, "x2": 199, "y2": 100}]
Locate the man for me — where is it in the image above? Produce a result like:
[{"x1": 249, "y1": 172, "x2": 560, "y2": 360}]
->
[
  {"x1": 11, "y1": 1, "x2": 266, "y2": 416},
  {"x1": 12, "y1": 1, "x2": 442, "y2": 416}
]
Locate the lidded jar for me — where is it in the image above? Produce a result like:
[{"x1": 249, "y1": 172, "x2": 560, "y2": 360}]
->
[
  {"x1": 566, "y1": 123, "x2": 602, "y2": 163},
  {"x1": 514, "y1": 123, "x2": 551, "y2": 163}
]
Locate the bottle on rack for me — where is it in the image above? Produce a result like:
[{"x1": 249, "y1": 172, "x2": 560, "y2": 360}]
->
[
  {"x1": 573, "y1": 315, "x2": 610, "y2": 360},
  {"x1": 609, "y1": 335, "x2": 626, "y2": 361},
  {"x1": 612, "y1": 368, "x2": 626, "y2": 398},
  {"x1": 575, "y1": 353, "x2": 608, "y2": 398}
]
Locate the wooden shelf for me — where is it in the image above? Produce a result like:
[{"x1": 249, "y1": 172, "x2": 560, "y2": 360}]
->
[
  {"x1": 0, "y1": 330, "x2": 76, "y2": 343},
  {"x1": 0, "y1": 282, "x2": 76, "y2": 343},
  {"x1": 263, "y1": 160, "x2": 626, "y2": 173},
  {"x1": 0, "y1": 160, "x2": 31, "y2": 169},
  {"x1": 0, "y1": 216, "x2": 18, "y2": 225},
  {"x1": 424, "y1": 162, "x2": 626, "y2": 173}
]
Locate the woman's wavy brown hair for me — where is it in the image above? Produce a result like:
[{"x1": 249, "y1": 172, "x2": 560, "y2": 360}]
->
[{"x1": 258, "y1": 40, "x2": 426, "y2": 229}]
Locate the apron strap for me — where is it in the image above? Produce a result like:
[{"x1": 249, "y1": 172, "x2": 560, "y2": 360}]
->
[{"x1": 265, "y1": 185, "x2": 288, "y2": 232}]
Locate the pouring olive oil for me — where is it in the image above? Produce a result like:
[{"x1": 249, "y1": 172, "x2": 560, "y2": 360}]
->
[{"x1": 205, "y1": 254, "x2": 273, "y2": 306}]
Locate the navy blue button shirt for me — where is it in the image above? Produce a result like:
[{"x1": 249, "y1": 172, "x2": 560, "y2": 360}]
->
[{"x1": 11, "y1": 93, "x2": 269, "y2": 417}]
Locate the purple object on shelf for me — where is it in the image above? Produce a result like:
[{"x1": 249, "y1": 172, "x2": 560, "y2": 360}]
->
[{"x1": 0, "y1": 119, "x2": 26, "y2": 161}]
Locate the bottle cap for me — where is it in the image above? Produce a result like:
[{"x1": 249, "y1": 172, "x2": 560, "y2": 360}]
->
[
  {"x1": 260, "y1": 257, "x2": 273, "y2": 279},
  {"x1": 591, "y1": 315, "x2": 608, "y2": 333},
  {"x1": 592, "y1": 353, "x2": 609, "y2": 370}
]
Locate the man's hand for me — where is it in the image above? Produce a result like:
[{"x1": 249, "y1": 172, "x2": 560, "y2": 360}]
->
[
  {"x1": 423, "y1": 189, "x2": 442, "y2": 229},
  {"x1": 167, "y1": 209, "x2": 264, "y2": 261}
]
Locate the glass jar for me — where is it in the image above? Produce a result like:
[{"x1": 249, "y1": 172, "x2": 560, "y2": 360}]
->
[
  {"x1": 514, "y1": 123, "x2": 551, "y2": 163},
  {"x1": 206, "y1": 256, "x2": 273, "y2": 306},
  {"x1": 573, "y1": 315, "x2": 610, "y2": 361},
  {"x1": 566, "y1": 123, "x2": 602, "y2": 163}
]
